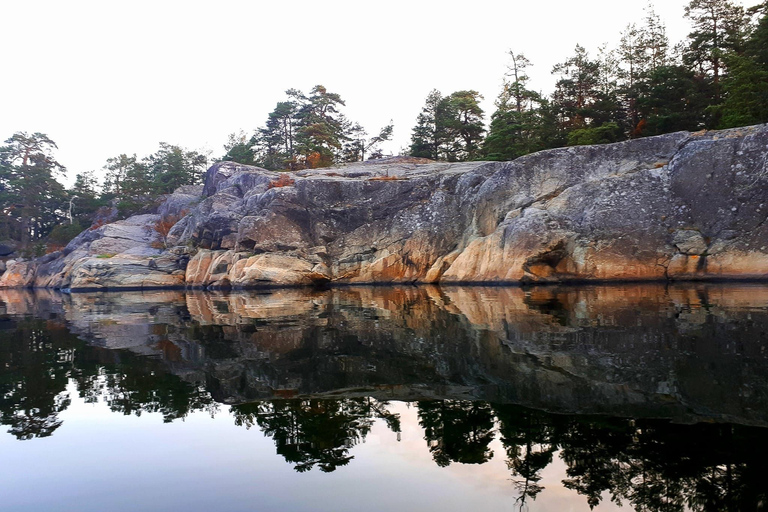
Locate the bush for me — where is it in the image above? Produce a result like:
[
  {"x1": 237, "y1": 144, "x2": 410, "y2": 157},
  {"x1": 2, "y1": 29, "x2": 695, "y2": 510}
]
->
[
  {"x1": 567, "y1": 123, "x2": 624, "y2": 146},
  {"x1": 47, "y1": 222, "x2": 84, "y2": 246}
]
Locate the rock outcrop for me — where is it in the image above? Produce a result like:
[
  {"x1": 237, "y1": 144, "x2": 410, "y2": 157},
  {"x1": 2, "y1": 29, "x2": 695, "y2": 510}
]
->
[{"x1": 3, "y1": 125, "x2": 768, "y2": 289}]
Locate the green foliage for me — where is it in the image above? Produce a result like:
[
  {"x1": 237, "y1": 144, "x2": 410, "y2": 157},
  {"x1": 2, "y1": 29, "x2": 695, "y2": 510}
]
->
[
  {"x1": 68, "y1": 170, "x2": 107, "y2": 227},
  {"x1": 47, "y1": 222, "x2": 84, "y2": 246},
  {"x1": 221, "y1": 130, "x2": 257, "y2": 165},
  {"x1": 718, "y1": 55, "x2": 768, "y2": 127},
  {"x1": 342, "y1": 122, "x2": 394, "y2": 162},
  {"x1": 483, "y1": 53, "x2": 564, "y2": 160},
  {"x1": 409, "y1": 89, "x2": 443, "y2": 159},
  {"x1": 718, "y1": 6, "x2": 768, "y2": 127},
  {"x1": 409, "y1": 89, "x2": 485, "y2": 161},
  {"x1": 248, "y1": 86, "x2": 391, "y2": 170},
  {"x1": 101, "y1": 145, "x2": 206, "y2": 217},
  {"x1": 636, "y1": 65, "x2": 710, "y2": 135},
  {"x1": 552, "y1": 45, "x2": 624, "y2": 139},
  {"x1": 146, "y1": 142, "x2": 208, "y2": 195},
  {"x1": 567, "y1": 122, "x2": 624, "y2": 146},
  {"x1": 0, "y1": 132, "x2": 67, "y2": 247}
]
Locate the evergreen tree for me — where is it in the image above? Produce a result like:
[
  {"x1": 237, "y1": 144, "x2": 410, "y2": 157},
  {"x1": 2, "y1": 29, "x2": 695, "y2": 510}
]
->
[
  {"x1": 145, "y1": 143, "x2": 208, "y2": 194},
  {"x1": 68, "y1": 170, "x2": 104, "y2": 226},
  {"x1": 294, "y1": 85, "x2": 347, "y2": 168},
  {"x1": 636, "y1": 64, "x2": 710, "y2": 134},
  {"x1": 683, "y1": 0, "x2": 748, "y2": 111},
  {"x1": 483, "y1": 52, "x2": 559, "y2": 160},
  {"x1": 552, "y1": 45, "x2": 603, "y2": 131},
  {"x1": 0, "y1": 132, "x2": 67, "y2": 246},
  {"x1": 441, "y1": 90, "x2": 486, "y2": 160},
  {"x1": 618, "y1": 5, "x2": 673, "y2": 136},
  {"x1": 409, "y1": 89, "x2": 443, "y2": 159},
  {"x1": 255, "y1": 86, "x2": 359, "y2": 169},
  {"x1": 257, "y1": 99, "x2": 301, "y2": 170},
  {"x1": 103, "y1": 153, "x2": 143, "y2": 196},
  {"x1": 719, "y1": 2, "x2": 768, "y2": 127},
  {"x1": 221, "y1": 130, "x2": 257, "y2": 166},
  {"x1": 342, "y1": 122, "x2": 393, "y2": 162},
  {"x1": 552, "y1": 46, "x2": 624, "y2": 145}
]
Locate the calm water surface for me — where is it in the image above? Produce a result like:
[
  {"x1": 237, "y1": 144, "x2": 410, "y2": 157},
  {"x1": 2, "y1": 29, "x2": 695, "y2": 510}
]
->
[{"x1": 1, "y1": 284, "x2": 767, "y2": 511}]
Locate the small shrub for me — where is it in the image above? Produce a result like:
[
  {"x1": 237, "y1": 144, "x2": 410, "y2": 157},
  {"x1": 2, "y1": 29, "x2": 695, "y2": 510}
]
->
[
  {"x1": 152, "y1": 211, "x2": 185, "y2": 249},
  {"x1": 48, "y1": 222, "x2": 84, "y2": 245},
  {"x1": 89, "y1": 218, "x2": 107, "y2": 231}
]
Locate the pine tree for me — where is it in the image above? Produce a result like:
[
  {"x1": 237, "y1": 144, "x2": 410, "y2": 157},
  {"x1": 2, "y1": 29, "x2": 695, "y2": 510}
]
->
[
  {"x1": 683, "y1": 0, "x2": 748, "y2": 107},
  {"x1": 0, "y1": 132, "x2": 67, "y2": 246},
  {"x1": 484, "y1": 52, "x2": 557, "y2": 160},
  {"x1": 409, "y1": 89, "x2": 443, "y2": 160}
]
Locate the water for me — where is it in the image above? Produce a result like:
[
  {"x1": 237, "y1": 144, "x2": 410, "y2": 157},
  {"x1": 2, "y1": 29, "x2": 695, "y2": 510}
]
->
[{"x1": 1, "y1": 284, "x2": 767, "y2": 511}]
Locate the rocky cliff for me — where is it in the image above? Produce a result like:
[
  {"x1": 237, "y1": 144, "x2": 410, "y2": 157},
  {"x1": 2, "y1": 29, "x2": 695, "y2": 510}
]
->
[{"x1": 2, "y1": 124, "x2": 768, "y2": 289}]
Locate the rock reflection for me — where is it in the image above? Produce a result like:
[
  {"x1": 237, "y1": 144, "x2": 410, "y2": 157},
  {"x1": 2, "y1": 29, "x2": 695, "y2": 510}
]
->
[{"x1": 1, "y1": 284, "x2": 768, "y2": 510}]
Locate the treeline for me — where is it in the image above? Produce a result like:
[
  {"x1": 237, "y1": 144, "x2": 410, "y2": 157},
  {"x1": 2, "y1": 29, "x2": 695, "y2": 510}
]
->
[{"x1": 414, "y1": 0, "x2": 768, "y2": 162}]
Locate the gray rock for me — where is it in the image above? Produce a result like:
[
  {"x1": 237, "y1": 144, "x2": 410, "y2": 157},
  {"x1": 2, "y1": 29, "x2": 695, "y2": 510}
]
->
[
  {"x1": 5, "y1": 124, "x2": 768, "y2": 289},
  {"x1": 0, "y1": 241, "x2": 17, "y2": 257}
]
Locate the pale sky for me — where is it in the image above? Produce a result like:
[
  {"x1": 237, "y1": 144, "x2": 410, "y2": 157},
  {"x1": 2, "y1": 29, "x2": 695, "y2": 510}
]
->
[{"x1": 0, "y1": 0, "x2": 760, "y2": 186}]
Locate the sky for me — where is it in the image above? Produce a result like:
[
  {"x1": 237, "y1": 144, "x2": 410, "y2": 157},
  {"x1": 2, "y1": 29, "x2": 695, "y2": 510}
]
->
[{"x1": 0, "y1": 0, "x2": 760, "y2": 186}]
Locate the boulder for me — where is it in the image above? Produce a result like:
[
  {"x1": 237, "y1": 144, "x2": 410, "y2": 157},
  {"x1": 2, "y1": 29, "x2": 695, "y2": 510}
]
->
[{"x1": 0, "y1": 241, "x2": 17, "y2": 257}]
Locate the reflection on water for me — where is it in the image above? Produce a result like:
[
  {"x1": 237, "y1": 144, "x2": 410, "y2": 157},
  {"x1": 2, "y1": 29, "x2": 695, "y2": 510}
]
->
[{"x1": 1, "y1": 284, "x2": 768, "y2": 511}]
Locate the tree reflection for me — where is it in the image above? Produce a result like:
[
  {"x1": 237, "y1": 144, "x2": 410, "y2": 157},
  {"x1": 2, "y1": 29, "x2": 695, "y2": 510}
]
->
[
  {"x1": 417, "y1": 400, "x2": 496, "y2": 466},
  {"x1": 0, "y1": 317, "x2": 215, "y2": 439},
  {"x1": 494, "y1": 405, "x2": 561, "y2": 508},
  {"x1": 558, "y1": 417, "x2": 768, "y2": 512},
  {"x1": 0, "y1": 319, "x2": 74, "y2": 439},
  {"x1": 232, "y1": 398, "x2": 400, "y2": 473}
]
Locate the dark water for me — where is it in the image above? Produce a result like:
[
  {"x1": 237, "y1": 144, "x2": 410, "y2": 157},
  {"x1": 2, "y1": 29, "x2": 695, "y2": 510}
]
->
[{"x1": 1, "y1": 284, "x2": 768, "y2": 511}]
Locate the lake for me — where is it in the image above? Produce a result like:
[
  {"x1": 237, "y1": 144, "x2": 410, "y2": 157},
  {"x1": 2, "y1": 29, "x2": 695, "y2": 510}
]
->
[{"x1": 1, "y1": 284, "x2": 767, "y2": 511}]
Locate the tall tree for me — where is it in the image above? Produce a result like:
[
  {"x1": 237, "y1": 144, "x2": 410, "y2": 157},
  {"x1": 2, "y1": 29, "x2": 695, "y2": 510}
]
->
[
  {"x1": 295, "y1": 85, "x2": 347, "y2": 168},
  {"x1": 552, "y1": 46, "x2": 624, "y2": 145},
  {"x1": 483, "y1": 52, "x2": 558, "y2": 160},
  {"x1": 683, "y1": 0, "x2": 748, "y2": 104},
  {"x1": 409, "y1": 89, "x2": 443, "y2": 160},
  {"x1": 619, "y1": 5, "x2": 673, "y2": 136},
  {"x1": 442, "y1": 90, "x2": 486, "y2": 160},
  {"x1": 221, "y1": 130, "x2": 257, "y2": 166},
  {"x1": 0, "y1": 132, "x2": 67, "y2": 246},
  {"x1": 342, "y1": 122, "x2": 393, "y2": 162},
  {"x1": 103, "y1": 153, "x2": 143, "y2": 196},
  {"x1": 257, "y1": 99, "x2": 301, "y2": 170},
  {"x1": 68, "y1": 170, "x2": 104, "y2": 227},
  {"x1": 145, "y1": 143, "x2": 208, "y2": 194},
  {"x1": 551, "y1": 45, "x2": 603, "y2": 131},
  {"x1": 719, "y1": 1, "x2": 768, "y2": 127}
]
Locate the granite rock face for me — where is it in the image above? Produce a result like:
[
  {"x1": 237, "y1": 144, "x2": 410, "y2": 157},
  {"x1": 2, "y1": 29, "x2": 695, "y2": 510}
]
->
[{"x1": 3, "y1": 125, "x2": 768, "y2": 289}]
